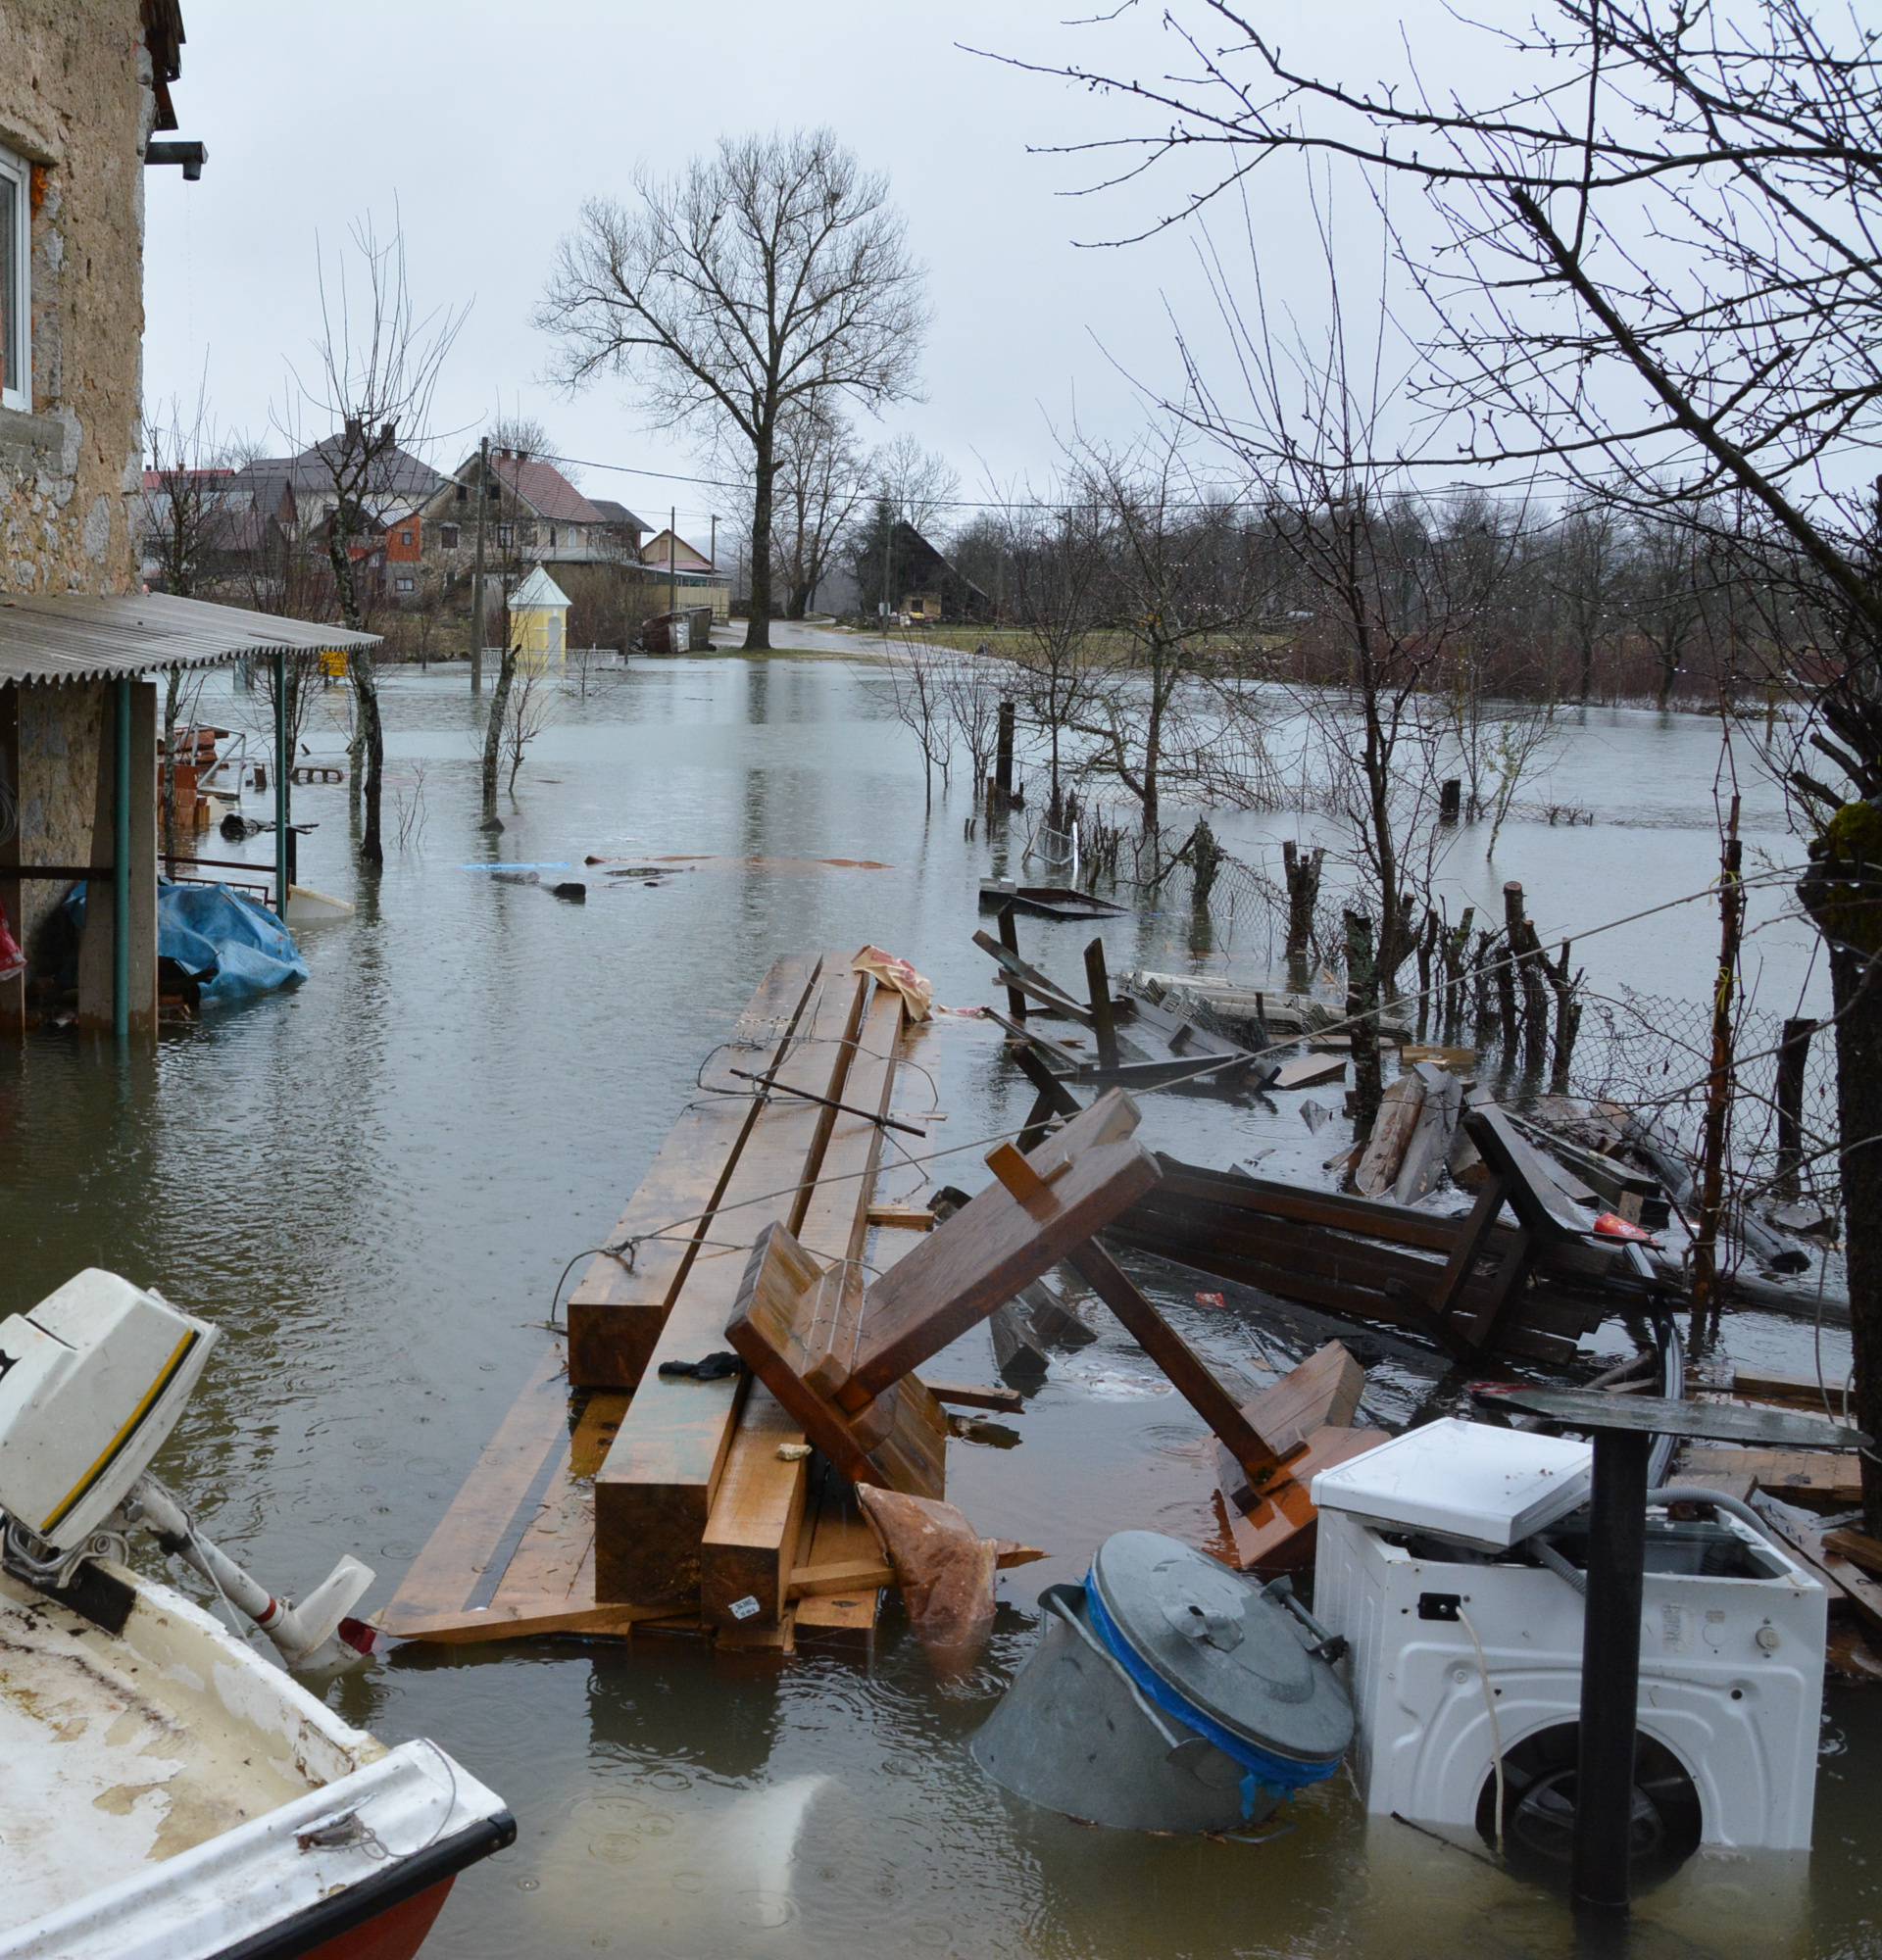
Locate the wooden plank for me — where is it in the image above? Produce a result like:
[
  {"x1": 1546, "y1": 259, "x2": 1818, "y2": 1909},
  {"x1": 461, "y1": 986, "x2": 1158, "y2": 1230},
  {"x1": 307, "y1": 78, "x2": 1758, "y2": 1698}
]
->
[
  {"x1": 791, "y1": 1555, "x2": 895, "y2": 1597},
  {"x1": 1731, "y1": 1364, "x2": 1849, "y2": 1414},
  {"x1": 1064, "y1": 1235, "x2": 1281, "y2": 1484},
  {"x1": 593, "y1": 962, "x2": 870, "y2": 1606},
  {"x1": 867, "y1": 1204, "x2": 935, "y2": 1231},
  {"x1": 1392, "y1": 1063, "x2": 1461, "y2": 1206},
  {"x1": 378, "y1": 1348, "x2": 571, "y2": 1632},
  {"x1": 847, "y1": 1090, "x2": 1159, "y2": 1401},
  {"x1": 568, "y1": 953, "x2": 822, "y2": 1387},
  {"x1": 972, "y1": 927, "x2": 1096, "y2": 1022},
  {"x1": 794, "y1": 1474, "x2": 883, "y2": 1645},
  {"x1": 722, "y1": 1224, "x2": 951, "y2": 1496},
  {"x1": 1751, "y1": 1493, "x2": 1882, "y2": 1638},
  {"x1": 919, "y1": 1380, "x2": 1026, "y2": 1412},
  {"x1": 1822, "y1": 1527, "x2": 1882, "y2": 1580},
  {"x1": 1216, "y1": 1425, "x2": 1391, "y2": 1575},
  {"x1": 1685, "y1": 1447, "x2": 1862, "y2": 1505},
  {"x1": 1354, "y1": 1074, "x2": 1425, "y2": 1198},
  {"x1": 994, "y1": 904, "x2": 1029, "y2": 1022},
  {"x1": 1273, "y1": 1054, "x2": 1346, "y2": 1092},
  {"x1": 699, "y1": 1386, "x2": 812, "y2": 1629},
  {"x1": 699, "y1": 981, "x2": 917, "y2": 1623},
  {"x1": 1084, "y1": 936, "x2": 1120, "y2": 1071}
]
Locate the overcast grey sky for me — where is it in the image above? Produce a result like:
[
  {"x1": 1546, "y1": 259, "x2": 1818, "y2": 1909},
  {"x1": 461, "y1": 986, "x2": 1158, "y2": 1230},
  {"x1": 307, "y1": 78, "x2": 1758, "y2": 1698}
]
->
[{"x1": 139, "y1": 1, "x2": 1465, "y2": 546}]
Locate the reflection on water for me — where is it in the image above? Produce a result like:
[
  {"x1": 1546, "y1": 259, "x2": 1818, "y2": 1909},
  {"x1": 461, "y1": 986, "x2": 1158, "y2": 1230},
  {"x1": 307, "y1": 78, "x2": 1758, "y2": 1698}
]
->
[{"x1": 0, "y1": 660, "x2": 1864, "y2": 1958}]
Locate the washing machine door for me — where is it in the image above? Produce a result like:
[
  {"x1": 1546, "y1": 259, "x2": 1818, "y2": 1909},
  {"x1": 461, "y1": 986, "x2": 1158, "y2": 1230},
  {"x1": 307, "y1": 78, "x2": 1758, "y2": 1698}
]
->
[{"x1": 1478, "y1": 1722, "x2": 1702, "y2": 1886}]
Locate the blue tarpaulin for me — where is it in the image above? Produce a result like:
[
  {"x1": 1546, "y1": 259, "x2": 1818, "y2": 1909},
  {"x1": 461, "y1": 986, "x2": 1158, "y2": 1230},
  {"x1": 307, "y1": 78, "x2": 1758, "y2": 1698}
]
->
[{"x1": 64, "y1": 880, "x2": 308, "y2": 1008}]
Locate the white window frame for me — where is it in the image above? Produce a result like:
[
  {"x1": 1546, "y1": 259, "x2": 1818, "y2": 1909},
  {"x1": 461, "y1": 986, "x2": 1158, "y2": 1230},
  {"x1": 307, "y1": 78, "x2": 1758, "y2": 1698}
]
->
[{"x1": 0, "y1": 141, "x2": 29, "y2": 414}]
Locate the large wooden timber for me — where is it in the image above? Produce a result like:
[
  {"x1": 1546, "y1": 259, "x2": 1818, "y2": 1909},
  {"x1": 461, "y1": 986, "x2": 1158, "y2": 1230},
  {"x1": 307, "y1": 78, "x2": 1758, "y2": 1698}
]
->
[
  {"x1": 723, "y1": 1091, "x2": 1160, "y2": 1493},
  {"x1": 383, "y1": 952, "x2": 914, "y2": 1647},
  {"x1": 566, "y1": 954, "x2": 824, "y2": 1388},
  {"x1": 699, "y1": 980, "x2": 911, "y2": 1629},
  {"x1": 594, "y1": 959, "x2": 880, "y2": 1607}
]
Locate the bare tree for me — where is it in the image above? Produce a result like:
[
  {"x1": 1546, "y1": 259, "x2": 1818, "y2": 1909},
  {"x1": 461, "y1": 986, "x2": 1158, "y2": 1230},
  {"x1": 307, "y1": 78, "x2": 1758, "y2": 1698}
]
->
[
  {"x1": 885, "y1": 634, "x2": 954, "y2": 807},
  {"x1": 768, "y1": 399, "x2": 868, "y2": 617},
  {"x1": 1551, "y1": 497, "x2": 1623, "y2": 705},
  {"x1": 1067, "y1": 418, "x2": 1268, "y2": 855},
  {"x1": 1004, "y1": 0, "x2": 1882, "y2": 1518},
  {"x1": 503, "y1": 659, "x2": 556, "y2": 796},
  {"x1": 852, "y1": 437, "x2": 962, "y2": 621},
  {"x1": 540, "y1": 129, "x2": 928, "y2": 650},
  {"x1": 143, "y1": 389, "x2": 239, "y2": 861},
  {"x1": 1003, "y1": 500, "x2": 1108, "y2": 830},
  {"x1": 287, "y1": 210, "x2": 465, "y2": 867}
]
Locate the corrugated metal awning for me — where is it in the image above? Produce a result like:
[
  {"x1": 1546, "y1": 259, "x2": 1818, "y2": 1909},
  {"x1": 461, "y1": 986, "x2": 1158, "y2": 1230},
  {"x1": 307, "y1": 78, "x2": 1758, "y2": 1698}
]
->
[{"x1": 0, "y1": 591, "x2": 380, "y2": 686}]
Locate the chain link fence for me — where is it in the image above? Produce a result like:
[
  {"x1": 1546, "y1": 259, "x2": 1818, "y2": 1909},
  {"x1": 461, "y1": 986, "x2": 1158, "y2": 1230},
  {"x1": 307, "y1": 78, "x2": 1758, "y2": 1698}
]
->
[{"x1": 1563, "y1": 985, "x2": 1838, "y2": 1208}]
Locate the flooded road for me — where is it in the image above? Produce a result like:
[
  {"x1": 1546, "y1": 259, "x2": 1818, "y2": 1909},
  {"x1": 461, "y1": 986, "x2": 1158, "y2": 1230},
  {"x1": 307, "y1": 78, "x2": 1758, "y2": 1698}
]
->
[{"x1": 0, "y1": 655, "x2": 1867, "y2": 1959}]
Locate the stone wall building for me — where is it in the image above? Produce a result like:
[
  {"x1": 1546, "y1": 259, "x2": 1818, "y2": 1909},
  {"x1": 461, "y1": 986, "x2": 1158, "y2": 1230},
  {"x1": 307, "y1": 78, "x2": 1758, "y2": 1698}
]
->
[
  {"x1": 0, "y1": 6, "x2": 371, "y2": 1039},
  {"x1": 0, "y1": 2, "x2": 177, "y2": 985}
]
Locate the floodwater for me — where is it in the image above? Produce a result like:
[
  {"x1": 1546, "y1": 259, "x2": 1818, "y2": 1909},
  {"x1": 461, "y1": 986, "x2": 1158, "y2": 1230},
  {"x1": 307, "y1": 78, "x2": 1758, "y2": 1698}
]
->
[{"x1": 0, "y1": 653, "x2": 1868, "y2": 1960}]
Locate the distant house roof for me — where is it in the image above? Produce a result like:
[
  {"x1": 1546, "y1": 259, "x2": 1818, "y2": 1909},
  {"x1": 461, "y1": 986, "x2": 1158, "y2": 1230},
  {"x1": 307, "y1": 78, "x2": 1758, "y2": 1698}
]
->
[
  {"x1": 510, "y1": 565, "x2": 571, "y2": 611},
  {"x1": 640, "y1": 528, "x2": 714, "y2": 571},
  {"x1": 230, "y1": 436, "x2": 449, "y2": 506},
  {"x1": 589, "y1": 498, "x2": 648, "y2": 532},
  {"x1": 0, "y1": 592, "x2": 376, "y2": 687},
  {"x1": 437, "y1": 451, "x2": 608, "y2": 526}
]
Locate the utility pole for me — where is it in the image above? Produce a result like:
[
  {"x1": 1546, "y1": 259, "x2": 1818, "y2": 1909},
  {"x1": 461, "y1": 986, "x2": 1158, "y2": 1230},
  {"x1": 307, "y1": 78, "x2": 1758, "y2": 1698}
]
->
[
  {"x1": 710, "y1": 513, "x2": 718, "y2": 570},
  {"x1": 880, "y1": 501, "x2": 893, "y2": 629},
  {"x1": 669, "y1": 506, "x2": 677, "y2": 616},
  {"x1": 470, "y1": 435, "x2": 488, "y2": 695}
]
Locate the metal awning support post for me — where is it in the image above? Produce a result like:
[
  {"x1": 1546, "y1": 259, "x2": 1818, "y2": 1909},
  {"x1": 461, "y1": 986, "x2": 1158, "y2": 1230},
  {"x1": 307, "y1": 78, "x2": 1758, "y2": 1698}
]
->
[
  {"x1": 112, "y1": 676, "x2": 130, "y2": 1041},
  {"x1": 1574, "y1": 1426, "x2": 1651, "y2": 1912},
  {"x1": 272, "y1": 653, "x2": 288, "y2": 915}
]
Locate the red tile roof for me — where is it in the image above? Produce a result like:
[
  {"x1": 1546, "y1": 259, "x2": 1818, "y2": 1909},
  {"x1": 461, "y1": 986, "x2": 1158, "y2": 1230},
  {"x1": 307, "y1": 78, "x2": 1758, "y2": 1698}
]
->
[{"x1": 486, "y1": 455, "x2": 607, "y2": 526}]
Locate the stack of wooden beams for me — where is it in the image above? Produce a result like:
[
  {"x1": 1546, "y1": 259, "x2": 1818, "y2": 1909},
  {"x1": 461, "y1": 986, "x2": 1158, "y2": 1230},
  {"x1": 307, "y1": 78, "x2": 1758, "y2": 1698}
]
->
[{"x1": 380, "y1": 951, "x2": 917, "y2": 1654}]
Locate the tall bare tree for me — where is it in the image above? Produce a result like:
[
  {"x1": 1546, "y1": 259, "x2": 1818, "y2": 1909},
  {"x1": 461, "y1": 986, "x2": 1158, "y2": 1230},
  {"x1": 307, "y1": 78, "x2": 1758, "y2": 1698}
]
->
[
  {"x1": 287, "y1": 211, "x2": 464, "y2": 867},
  {"x1": 540, "y1": 129, "x2": 928, "y2": 650}
]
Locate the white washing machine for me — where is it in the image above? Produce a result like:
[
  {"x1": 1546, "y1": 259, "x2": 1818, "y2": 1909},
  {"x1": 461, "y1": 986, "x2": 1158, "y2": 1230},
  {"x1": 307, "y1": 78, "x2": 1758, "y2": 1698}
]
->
[{"x1": 1312, "y1": 1420, "x2": 1827, "y2": 1866}]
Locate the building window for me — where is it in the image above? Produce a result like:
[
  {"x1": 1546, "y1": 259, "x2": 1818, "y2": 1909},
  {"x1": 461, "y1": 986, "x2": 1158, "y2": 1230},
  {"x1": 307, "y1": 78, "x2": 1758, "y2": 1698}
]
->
[
  {"x1": 548, "y1": 526, "x2": 557, "y2": 549},
  {"x1": 395, "y1": 575, "x2": 415, "y2": 593},
  {"x1": 0, "y1": 143, "x2": 29, "y2": 413},
  {"x1": 400, "y1": 528, "x2": 414, "y2": 547},
  {"x1": 440, "y1": 524, "x2": 460, "y2": 550},
  {"x1": 495, "y1": 523, "x2": 514, "y2": 548},
  {"x1": 457, "y1": 482, "x2": 469, "y2": 503}
]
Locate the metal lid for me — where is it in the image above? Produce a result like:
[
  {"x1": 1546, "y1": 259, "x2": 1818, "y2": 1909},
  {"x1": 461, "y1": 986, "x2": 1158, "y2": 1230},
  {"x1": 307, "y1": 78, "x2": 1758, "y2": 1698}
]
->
[{"x1": 1088, "y1": 1531, "x2": 1353, "y2": 1766}]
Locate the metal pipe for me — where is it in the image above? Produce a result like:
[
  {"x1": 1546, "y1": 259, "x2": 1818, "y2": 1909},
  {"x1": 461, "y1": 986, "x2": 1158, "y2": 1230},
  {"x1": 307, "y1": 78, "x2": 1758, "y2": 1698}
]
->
[
  {"x1": 112, "y1": 676, "x2": 129, "y2": 1040},
  {"x1": 1572, "y1": 1425, "x2": 1652, "y2": 1915},
  {"x1": 272, "y1": 653, "x2": 288, "y2": 914}
]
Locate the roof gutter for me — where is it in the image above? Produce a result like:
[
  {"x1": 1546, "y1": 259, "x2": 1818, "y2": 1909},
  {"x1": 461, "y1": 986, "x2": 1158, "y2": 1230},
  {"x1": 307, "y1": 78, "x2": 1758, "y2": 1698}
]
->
[{"x1": 145, "y1": 141, "x2": 207, "y2": 180}]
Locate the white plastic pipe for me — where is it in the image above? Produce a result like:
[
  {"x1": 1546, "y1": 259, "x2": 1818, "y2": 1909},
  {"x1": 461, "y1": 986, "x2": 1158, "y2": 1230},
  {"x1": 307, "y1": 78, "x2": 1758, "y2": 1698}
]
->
[{"x1": 131, "y1": 1477, "x2": 377, "y2": 1670}]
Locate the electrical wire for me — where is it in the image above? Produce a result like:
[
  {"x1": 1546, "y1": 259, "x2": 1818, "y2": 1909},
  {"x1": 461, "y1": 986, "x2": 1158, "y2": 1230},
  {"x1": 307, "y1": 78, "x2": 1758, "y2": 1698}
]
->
[{"x1": 1458, "y1": 1606, "x2": 1507, "y2": 1859}]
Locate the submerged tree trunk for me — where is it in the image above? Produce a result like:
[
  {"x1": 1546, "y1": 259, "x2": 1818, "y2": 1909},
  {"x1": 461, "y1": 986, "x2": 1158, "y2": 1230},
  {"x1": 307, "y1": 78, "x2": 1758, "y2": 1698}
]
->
[
  {"x1": 327, "y1": 537, "x2": 384, "y2": 869},
  {"x1": 348, "y1": 651, "x2": 385, "y2": 867},
  {"x1": 1282, "y1": 841, "x2": 1324, "y2": 980},
  {"x1": 745, "y1": 433, "x2": 775, "y2": 652},
  {"x1": 1799, "y1": 801, "x2": 1882, "y2": 1534},
  {"x1": 481, "y1": 645, "x2": 517, "y2": 830},
  {"x1": 1345, "y1": 909, "x2": 1382, "y2": 1144},
  {"x1": 1689, "y1": 801, "x2": 1744, "y2": 1333}
]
